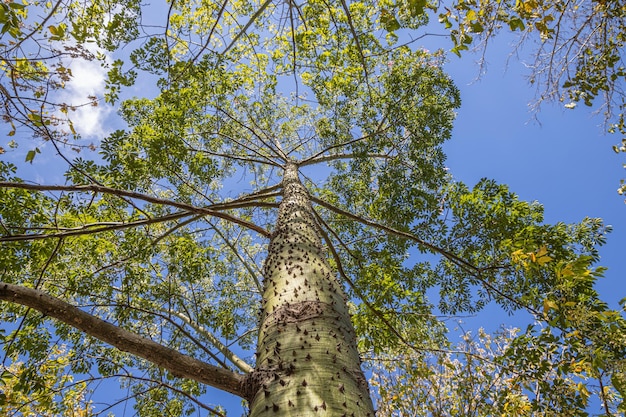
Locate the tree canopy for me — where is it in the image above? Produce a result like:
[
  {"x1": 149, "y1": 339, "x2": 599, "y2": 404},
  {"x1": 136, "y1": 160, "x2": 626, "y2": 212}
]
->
[
  {"x1": 0, "y1": 0, "x2": 625, "y2": 415},
  {"x1": 425, "y1": 0, "x2": 626, "y2": 195}
]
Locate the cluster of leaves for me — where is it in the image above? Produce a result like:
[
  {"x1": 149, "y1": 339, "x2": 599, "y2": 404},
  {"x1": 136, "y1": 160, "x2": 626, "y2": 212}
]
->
[
  {"x1": 0, "y1": 345, "x2": 93, "y2": 416},
  {"x1": 433, "y1": 0, "x2": 624, "y2": 119},
  {"x1": 369, "y1": 199, "x2": 625, "y2": 415},
  {"x1": 0, "y1": 159, "x2": 257, "y2": 415},
  {"x1": 437, "y1": 180, "x2": 610, "y2": 313},
  {"x1": 0, "y1": 2, "x2": 27, "y2": 39}
]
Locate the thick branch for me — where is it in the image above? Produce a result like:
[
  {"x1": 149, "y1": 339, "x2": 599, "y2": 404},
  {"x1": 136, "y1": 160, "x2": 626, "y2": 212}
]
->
[
  {"x1": 0, "y1": 282, "x2": 246, "y2": 398},
  {"x1": 208, "y1": 199, "x2": 280, "y2": 211}
]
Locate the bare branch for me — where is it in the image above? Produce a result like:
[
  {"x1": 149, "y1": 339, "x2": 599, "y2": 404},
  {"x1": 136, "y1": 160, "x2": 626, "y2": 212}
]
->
[
  {"x1": 309, "y1": 195, "x2": 479, "y2": 272},
  {"x1": 162, "y1": 308, "x2": 254, "y2": 373},
  {"x1": 338, "y1": 0, "x2": 371, "y2": 88},
  {"x1": 0, "y1": 182, "x2": 271, "y2": 238},
  {"x1": 299, "y1": 152, "x2": 392, "y2": 167},
  {"x1": 208, "y1": 219, "x2": 264, "y2": 293},
  {"x1": 299, "y1": 120, "x2": 391, "y2": 166},
  {"x1": 0, "y1": 212, "x2": 192, "y2": 243},
  {"x1": 209, "y1": 199, "x2": 280, "y2": 211},
  {"x1": 119, "y1": 374, "x2": 228, "y2": 417},
  {"x1": 222, "y1": 0, "x2": 274, "y2": 55}
]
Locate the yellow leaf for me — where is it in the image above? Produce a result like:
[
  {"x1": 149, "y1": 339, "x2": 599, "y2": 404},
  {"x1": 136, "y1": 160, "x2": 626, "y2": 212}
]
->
[
  {"x1": 543, "y1": 298, "x2": 558, "y2": 315},
  {"x1": 577, "y1": 382, "x2": 590, "y2": 402},
  {"x1": 537, "y1": 255, "x2": 552, "y2": 266},
  {"x1": 535, "y1": 245, "x2": 548, "y2": 257}
]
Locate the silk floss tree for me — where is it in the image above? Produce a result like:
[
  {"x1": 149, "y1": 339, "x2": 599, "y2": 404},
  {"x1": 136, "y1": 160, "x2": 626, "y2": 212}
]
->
[
  {"x1": 1, "y1": 0, "x2": 618, "y2": 415},
  {"x1": 0, "y1": 1, "x2": 459, "y2": 414}
]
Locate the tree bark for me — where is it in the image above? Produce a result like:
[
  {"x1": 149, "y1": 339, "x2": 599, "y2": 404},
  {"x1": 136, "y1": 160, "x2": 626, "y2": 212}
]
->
[{"x1": 246, "y1": 162, "x2": 375, "y2": 416}]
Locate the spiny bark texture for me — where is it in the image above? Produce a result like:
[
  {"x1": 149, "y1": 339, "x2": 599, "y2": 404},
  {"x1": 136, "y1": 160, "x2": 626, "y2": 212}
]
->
[{"x1": 247, "y1": 163, "x2": 375, "y2": 416}]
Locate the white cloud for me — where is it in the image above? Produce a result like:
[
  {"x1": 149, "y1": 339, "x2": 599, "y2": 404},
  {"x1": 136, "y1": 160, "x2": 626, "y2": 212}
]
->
[{"x1": 59, "y1": 50, "x2": 113, "y2": 139}]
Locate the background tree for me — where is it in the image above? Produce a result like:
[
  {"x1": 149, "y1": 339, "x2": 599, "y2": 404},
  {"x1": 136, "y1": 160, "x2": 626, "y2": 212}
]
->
[
  {"x1": 379, "y1": 0, "x2": 626, "y2": 196},
  {"x1": 0, "y1": 346, "x2": 94, "y2": 416},
  {"x1": 372, "y1": 253, "x2": 626, "y2": 416},
  {"x1": 0, "y1": 0, "x2": 624, "y2": 415}
]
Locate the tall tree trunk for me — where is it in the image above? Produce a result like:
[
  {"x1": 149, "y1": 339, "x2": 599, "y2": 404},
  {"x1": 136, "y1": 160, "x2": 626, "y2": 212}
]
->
[{"x1": 246, "y1": 162, "x2": 375, "y2": 416}]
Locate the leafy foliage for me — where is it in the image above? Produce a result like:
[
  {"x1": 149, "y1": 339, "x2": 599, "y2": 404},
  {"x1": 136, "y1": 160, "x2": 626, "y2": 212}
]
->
[
  {"x1": 1, "y1": 346, "x2": 93, "y2": 416},
  {"x1": 380, "y1": 0, "x2": 626, "y2": 198},
  {"x1": 0, "y1": 0, "x2": 624, "y2": 415},
  {"x1": 371, "y1": 239, "x2": 626, "y2": 415},
  {"x1": 372, "y1": 323, "x2": 626, "y2": 416}
]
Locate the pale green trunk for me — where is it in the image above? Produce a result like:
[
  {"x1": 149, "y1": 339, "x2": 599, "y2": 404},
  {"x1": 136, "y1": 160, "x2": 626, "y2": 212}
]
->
[{"x1": 246, "y1": 163, "x2": 375, "y2": 416}]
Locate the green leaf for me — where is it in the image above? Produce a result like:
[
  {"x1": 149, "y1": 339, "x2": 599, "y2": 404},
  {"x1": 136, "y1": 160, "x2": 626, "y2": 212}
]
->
[
  {"x1": 380, "y1": 8, "x2": 400, "y2": 32},
  {"x1": 470, "y1": 21, "x2": 484, "y2": 33},
  {"x1": 8, "y1": 2, "x2": 26, "y2": 10},
  {"x1": 407, "y1": 0, "x2": 426, "y2": 17},
  {"x1": 25, "y1": 147, "x2": 40, "y2": 163},
  {"x1": 508, "y1": 16, "x2": 526, "y2": 31},
  {"x1": 48, "y1": 23, "x2": 67, "y2": 40},
  {"x1": 451, "y1": 43, "x2": 469, "y2": 57},
  {"x1": 612, "y1": 372, "x2": 626, "y2": 397}
]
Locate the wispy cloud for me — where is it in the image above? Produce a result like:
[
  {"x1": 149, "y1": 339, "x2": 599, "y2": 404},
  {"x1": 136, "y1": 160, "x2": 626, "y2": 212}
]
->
[{"x1": 59, "y1": 49, "x2": 113, "y2": 139}]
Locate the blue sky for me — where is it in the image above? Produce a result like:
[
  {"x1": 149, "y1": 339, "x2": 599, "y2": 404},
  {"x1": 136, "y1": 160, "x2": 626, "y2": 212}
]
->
[{"x1": 438, "y1": 35, "x2": 625, "y2": 311}]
